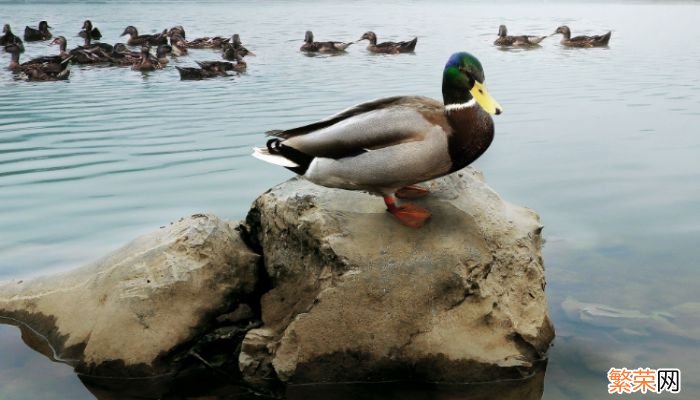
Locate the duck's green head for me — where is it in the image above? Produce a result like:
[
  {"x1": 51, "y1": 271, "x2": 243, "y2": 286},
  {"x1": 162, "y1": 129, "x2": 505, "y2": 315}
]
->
[{"x1": 443, "y1": 52, "x2": 502, "y2": 115}]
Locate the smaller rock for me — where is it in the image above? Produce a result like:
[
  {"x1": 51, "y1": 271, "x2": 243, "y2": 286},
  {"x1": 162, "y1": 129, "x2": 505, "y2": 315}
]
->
[{"x1": 0, "y1": 214, "x2": 260, "y2": 377}]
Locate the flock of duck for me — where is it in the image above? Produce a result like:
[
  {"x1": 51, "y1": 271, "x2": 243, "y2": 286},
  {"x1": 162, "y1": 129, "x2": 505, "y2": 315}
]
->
[
  {"x1": 1, "y1": 20, "x2": 611, "y2": 82},
  {"x1": 0, "y1": 20, "x2": 251, "y2": 81}
]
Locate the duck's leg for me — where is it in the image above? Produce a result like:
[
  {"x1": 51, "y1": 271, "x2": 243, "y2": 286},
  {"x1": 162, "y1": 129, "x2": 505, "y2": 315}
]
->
[
  {"x1": 383, "y1": 195, "x2": 431, "y2": 229},
  {"x1": 395, "y1": 185, "x2": 430, "y2": 199}
]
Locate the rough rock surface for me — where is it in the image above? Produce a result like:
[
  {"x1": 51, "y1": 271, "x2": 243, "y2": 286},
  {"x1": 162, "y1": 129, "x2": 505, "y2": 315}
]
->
[
  {"x1": 0, "y1": 214, "x2": 259, "y2": 376},
  {"x1": 241, "y1": 169, "x2": 554, "y2": 384}
]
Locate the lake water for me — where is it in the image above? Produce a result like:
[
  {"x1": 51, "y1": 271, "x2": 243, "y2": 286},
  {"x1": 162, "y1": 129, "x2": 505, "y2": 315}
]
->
[{"x1": 1, "y1": 0, "x2": 699, "y2": 399}]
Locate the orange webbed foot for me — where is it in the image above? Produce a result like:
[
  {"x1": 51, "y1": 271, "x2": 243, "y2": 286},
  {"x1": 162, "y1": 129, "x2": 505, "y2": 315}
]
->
[{"x1": 383, "y1": 195, "x2": 431, "y2": 229}]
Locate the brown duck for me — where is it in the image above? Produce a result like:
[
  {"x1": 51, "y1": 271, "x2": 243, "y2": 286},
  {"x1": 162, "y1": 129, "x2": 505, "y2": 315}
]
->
[
  {"x1": 222, "y1": 34, "x2": 253, "y2": 60},
  {"x1": 300, "y1": 31, "x2": 352, "y2": 53},
  {"x1": 132, "y1": 46, "x2": 161, "y2": 71},
  {"x1": 4, "y1": 42, "x2": 71, "y2": 80},
  {"x1": 494, "y1": 25, "x2": 546, "y2": 47},
  {"x1": 358, "y1": 31, "x2": 417, "y2": 54},
  {"x1": 553, "y1": 26, "x2": 611, "y2": 47},
  {"x1": 121, "y1": 26, "x2": 168, "y2": 46}
]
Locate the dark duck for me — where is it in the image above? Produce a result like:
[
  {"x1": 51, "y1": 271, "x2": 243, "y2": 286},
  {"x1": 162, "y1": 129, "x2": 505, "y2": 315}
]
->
[
  {"x1": 121, "y1": 26, "x2": 168, "y2": 46},
  {"x1": 222, "y1": 34, "x2": 253, "y2": 60},
  {"x1": 358, "y1": 31, "x2": 417, "y2": 54},
  {"x1": 1, "y1": 24, "x2": 23, "y2": 46},
  {"x1": 252, "y1": 52, "x2": 502, "y2": 228},
  {"x1": 300, "y1": 30, "x2": 352, "y2": 53},
  {"x1": 552, "y1": 25, "x2": 611, "y2": 47},
  {"x1": 79, "y1": 20, "x2": 102, "y2": 45},
  {"x1": 176, "y1": 61, "x2": 236, "y2": 80},
  {"x1": 24, "y1": 21, "x2": 52, "y2": 41}
]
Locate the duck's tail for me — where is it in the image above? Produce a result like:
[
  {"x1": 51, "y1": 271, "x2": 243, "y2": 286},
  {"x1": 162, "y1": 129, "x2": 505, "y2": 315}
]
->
[
  {"x1": 252, "y1": 145, "x2": 299, "y2": 168},
  {"x1": 334, "y1": 42, "x2": 352, "y2": 51},
  {"x1": 528, "y1": 35, "x2": 547, "y2": 45},
  {"x1": 596, "y1": 31, "x2": 611, "y2": 45},
  {"x1": 401, "y1": 37, "x2": 418, "y2": 52},
  {"x1": 252, "y1": 139, "x2": 313, "y2": 175},
  {"x1": 176, "y1": 66, "x2": 202, "y2": 80}
]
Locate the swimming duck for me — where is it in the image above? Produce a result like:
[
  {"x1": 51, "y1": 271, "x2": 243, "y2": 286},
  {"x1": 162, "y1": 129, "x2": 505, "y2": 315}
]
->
[
  {"x1": 198, "y1": 60, "x2": 244, "y2": 73},
  {"x1": 169, "y1": 31, "x2": 188, "y2": 56},
  {"x1": 0, "y1": 24, "x2": 23, "y2": 46},
  {"x1": 121, "y1": 26, "x2": 168, "y2": 46},
  {"x1": 107, "y1": 43, "x2": 142, "y2": 66},
  {"x1": 24, "y1": 21, "x2": 52, "y2": 41},
  {"x1": 494, "y1": 25, "x2": 546, "y2": 47},
  {"x1": 300, "y1": 30, "x2": 352, "y2": 53},
  {"x1": 79, "y1": 20, "x2": 102, "y2": 45},
  {"x1": 167, "y1": 26, "x2": 186, "y2": 40},
  {"x1": 176, "y1": 61, "x2": 236, "y2": 80},
  {"x1": 222, "y1": 34, "x2": 253, "y2": 60},
  {"x1": 4, "y1": 42, "x2": 70, "y2": 80},
  {"x1": 252, "y1": 51, "x2": 502, "y2": 228},
  {"x1": 552, "y1": 26, "x2": 611, "y2": 47},
  {"x1": 132, "y1": 46, "x2": 161, "y2": 71},
  {"x1": 51, "y1": 36, "x2": 112, "y2": 64},
  {"x1": 358, "y1": 31, "x2": 417, "y2": 54},
  {"x1": 156, "y1": 44, "x2": 172, "y2": 65},
  {"x1": 167, "y1": 25, "x2": 229, "y2": 49}
]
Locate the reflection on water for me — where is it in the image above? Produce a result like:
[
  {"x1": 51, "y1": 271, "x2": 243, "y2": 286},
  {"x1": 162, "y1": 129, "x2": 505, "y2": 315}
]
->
[
  {"x1": 1, "y1": 319, "x2": 547, "y2": 400},
  {"x1": 1, "y1": 0, "x2": 700, "y2": 399}
]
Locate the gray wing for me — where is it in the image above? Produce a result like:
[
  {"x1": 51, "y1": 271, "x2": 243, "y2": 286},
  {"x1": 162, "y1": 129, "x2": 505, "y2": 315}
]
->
[{"x1": 282, "y1": 97, "x2": 445, "y2": 159}]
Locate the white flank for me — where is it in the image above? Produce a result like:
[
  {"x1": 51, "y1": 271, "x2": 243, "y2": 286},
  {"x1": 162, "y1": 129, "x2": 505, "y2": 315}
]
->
[
  {"x1": 251, "y1": 147, "x2": 299, "y2": 168},
  {"x1": 445, "y1": 99, "x2": 477, "y2": 112}
]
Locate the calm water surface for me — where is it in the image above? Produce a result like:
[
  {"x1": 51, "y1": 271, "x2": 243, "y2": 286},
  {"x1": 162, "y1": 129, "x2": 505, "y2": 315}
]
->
[{"x1": 1, "y1": 1, "x2": 699, "y2": 399}]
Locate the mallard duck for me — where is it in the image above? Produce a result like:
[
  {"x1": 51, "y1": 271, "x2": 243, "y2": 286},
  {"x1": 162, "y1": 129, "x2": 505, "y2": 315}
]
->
[
  {"x1": 167, "y1": 25, "x2": 186, "y2": 40},
  {"x1": 553, "y1": 26, "x2": 611, "y2": 47},
  {"x1": 121, "y1": 26, "x2": 168, "y2": 46},
  {"x1": 222, "y1": 34, "x2": 253, "y2": 60},
  {"x1": 132, "y1": 46, "x2": 161, "y2": 71},
  {"x1": 156, "y1": 44, "x2": 172, "y2": 65},
  {"x1": 300, "y1": 30, "x2": 352, "y2": 53},
  {"x1": 169, "y1": 31, "x2": 188, "y2": 55},
  {"x1": 4, "y1": 42, "x2": 70, "y2": 80},
  {"x1": 79, "y1": 20, "x2": 102, "y2": 45},
  {"x1": 0, "y1": 24, "x2": 22, "y2": 46},
  {"x1": 176, "y1": 61, "x2": 235, "y2": 80},
  {"x1": 24, "y1": 21, "x2": 52, "y2": 41},
  {"x1": 167, "y1": 26, "x2": 230, "y2": 49},
  {"x1": 107, "y1": 43, "x2": 142, "y2": 66},
  {"x1": 199, "y1": 59, "x2": 245, "y2": 73},
  {"x1": 252, "y1": 52, "x2": 502, "y2": 228},
  {"x1": 188, "y1": 36, "x2": 229, "y2": 49},
  {"x1": 51, "y1": 36, "x2": 112, "y2": 64},
  {"x1": 358, "y1": 31, "x2": 417, "y2": 54},
  {"x1": 494, "y1": 25, "x2": 546, "y2": 47}
]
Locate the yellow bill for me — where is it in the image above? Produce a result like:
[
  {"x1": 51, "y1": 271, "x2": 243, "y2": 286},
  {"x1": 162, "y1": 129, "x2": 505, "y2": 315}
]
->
[{"x1": 470, "y1": 81, "x2": 503, "y2": 115}]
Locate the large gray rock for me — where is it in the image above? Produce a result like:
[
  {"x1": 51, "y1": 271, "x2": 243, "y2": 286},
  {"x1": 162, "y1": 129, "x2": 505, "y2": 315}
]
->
[
  {"x1": 0, "y1": 214, "x2": 259, "y2": 376},
  {"x1": 241, "y1": 169, "x2": 554, "y2": 384}
]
